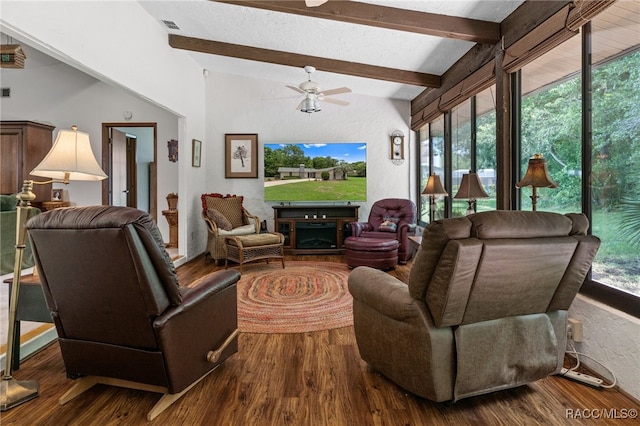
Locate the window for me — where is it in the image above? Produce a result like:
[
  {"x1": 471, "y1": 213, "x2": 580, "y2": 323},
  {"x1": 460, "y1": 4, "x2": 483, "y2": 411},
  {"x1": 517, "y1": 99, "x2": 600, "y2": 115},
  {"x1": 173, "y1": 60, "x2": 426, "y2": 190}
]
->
[
  {"x1": 520, "y1": 33, "x2": 583, "y2": 214},
  {"x1": 451, "y1": 100, "x2": 472, "y2": 217},
  {"x1": 475, "y1": 87, "x2": 497, "y2": 212},
  {"x1": 590, "y1": 4, "x2": 640, "y2": 297}
]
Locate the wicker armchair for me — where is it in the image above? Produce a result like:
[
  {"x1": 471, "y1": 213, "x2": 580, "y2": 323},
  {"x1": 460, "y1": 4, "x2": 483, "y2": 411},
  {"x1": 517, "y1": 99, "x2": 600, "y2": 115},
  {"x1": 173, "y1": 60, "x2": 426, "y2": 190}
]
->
[{"x1": 201, "y1": 193, "x2": 260, "y2": 263}]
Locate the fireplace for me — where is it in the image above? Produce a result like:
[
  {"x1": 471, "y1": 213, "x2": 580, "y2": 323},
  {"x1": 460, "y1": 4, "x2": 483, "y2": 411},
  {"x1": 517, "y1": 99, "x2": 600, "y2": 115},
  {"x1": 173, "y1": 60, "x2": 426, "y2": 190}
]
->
[{"x1": 295, "y1": 222, "x2": 337, "y2": 249}]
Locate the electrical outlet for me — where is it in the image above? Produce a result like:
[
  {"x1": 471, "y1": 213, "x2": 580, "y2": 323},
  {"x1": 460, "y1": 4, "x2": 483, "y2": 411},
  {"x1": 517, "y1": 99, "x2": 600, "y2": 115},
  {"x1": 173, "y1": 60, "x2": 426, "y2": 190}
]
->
[{"x1": 568, "y1": 318, "x2": 583, "y2": 342}]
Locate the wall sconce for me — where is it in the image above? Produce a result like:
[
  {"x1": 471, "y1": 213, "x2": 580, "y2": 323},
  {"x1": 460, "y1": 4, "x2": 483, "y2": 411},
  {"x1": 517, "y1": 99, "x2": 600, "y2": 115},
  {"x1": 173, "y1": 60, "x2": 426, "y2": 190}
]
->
[
  {"x1": 422, "y1": 173, "x2": 448, "y2": 218},
  {"x1": 390, "y1": 130, "x2": 404, "y2": 165},
  {"x1": 516, "y1": 154, "x2": 558, "y2": 211},
  {"x1": 454, "y1": 172, "x2": 489, "y2": 215}
]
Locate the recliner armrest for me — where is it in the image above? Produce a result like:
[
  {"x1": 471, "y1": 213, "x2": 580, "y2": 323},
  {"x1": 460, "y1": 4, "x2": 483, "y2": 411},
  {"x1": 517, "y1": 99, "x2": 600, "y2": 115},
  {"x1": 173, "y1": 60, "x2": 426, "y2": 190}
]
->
[
  {"x1": 156, "y1": 270, "x2": 240, "y2": 325},
  {"x1": 350, "y1": 222, "x2": 373, "y2": 237},
  {"x1": 348, "y1": 266, "x2": 417, "y2": 321},
  {"x1": 153, "y1": 269, "x2": 240, "y2": 393}
]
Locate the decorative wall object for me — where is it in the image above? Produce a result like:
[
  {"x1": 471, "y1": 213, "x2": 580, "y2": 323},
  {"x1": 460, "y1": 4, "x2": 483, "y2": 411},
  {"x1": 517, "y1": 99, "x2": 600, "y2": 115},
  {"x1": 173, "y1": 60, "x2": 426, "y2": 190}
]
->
[
  {"x1": 167, "y1": 139, "x2": 178, "y2": 162},
  {"x1": 390, "y1": 130, "x2": 405, "y2": 165},
  {"x1": 192, "y1": 139, "x2": 202, "y2": 167},
  {"x1": 0, "y1": 44, "x2": 26, "y2": 68},
  {"x1": 225, "y1": 134, "x2": 258, "y2": 178}
]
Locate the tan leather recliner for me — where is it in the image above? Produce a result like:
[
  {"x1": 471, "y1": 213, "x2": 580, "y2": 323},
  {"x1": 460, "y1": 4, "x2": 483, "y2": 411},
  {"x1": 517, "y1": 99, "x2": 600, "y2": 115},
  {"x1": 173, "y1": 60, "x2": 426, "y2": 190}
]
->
[
  {"x1": 348, "y1": 210, "x2": 600, "y2": 402},
  {"x1": 27, "y1": 206, "x2": 240, "y2": 420}
]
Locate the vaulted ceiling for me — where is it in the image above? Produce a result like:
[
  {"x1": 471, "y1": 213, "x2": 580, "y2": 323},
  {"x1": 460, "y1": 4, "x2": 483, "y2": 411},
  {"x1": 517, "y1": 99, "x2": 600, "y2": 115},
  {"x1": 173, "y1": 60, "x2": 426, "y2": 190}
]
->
[{"x1": 139, "y1": 0, "x2": 525, "y2": 101}]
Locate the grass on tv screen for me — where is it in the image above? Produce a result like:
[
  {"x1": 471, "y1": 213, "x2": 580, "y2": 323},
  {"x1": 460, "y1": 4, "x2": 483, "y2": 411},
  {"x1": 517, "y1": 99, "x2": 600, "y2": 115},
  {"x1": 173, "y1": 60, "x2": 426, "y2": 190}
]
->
[{"x1": 264, "y1": 142, "x2": 366, "y2": 203}]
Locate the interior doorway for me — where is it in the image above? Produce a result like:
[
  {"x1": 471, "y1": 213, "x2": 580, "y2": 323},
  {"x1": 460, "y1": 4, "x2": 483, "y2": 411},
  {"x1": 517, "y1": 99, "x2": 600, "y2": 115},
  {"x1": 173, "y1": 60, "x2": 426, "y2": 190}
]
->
[{"x1": 101, "y1": 122, "x2": 157, "y2": 220}]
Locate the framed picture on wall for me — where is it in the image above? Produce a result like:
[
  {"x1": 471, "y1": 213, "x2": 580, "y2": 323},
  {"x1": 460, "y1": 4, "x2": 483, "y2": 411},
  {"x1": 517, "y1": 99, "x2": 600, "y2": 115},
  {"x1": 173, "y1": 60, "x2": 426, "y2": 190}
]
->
[
  {"x1": 192, "y1": 139, "x2": 202, "y2": 167},
  {"x1": 225, "y1": 134, "x2": 258, "y2": 178}
]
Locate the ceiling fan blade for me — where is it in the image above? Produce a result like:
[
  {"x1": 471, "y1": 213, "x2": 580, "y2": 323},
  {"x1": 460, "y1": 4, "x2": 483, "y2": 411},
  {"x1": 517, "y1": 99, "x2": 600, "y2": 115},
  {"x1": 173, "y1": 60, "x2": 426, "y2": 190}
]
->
[
  {"x1": 286, "y1": 85, "x2": 305, "y2": 94},
  {"x1": 305, "y1": 0, "x2": 328, "y2": 7},
  {"x1": 295, "y1": 99, "x2": 304, "y2": 110},
  {"x1": 321, "y1": 87, "x2": 351, "y2": 96},
  {"x1": 323, "y1": 97, "x2": 350, "y2": 107}
]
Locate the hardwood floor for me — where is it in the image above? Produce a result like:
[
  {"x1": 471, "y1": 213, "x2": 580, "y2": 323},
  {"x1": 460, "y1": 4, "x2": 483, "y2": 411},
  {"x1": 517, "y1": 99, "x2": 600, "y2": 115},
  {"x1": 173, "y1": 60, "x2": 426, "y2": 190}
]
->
[{"x1": 1, "y1": 255, "x2": 637, "y2": 425}]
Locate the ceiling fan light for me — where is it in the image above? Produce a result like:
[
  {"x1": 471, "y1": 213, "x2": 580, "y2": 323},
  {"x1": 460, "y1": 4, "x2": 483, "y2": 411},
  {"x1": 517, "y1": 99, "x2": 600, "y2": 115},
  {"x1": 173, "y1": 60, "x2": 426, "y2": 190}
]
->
[
  {"x1": 313, "y1": 99, "x2": 321, "y2": 112},
  {"x1": 301, "y1": 98, "x2": 315, "y2": 113}
]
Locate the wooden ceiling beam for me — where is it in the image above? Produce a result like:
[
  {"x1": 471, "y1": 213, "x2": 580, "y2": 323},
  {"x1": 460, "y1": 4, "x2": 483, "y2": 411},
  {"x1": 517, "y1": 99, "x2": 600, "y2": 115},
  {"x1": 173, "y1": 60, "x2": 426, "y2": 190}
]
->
[
  {"x1": 411, "y1": 0, "x2": 573, "y2": 114},
  {"x1": 169, "y1": 34, "x2": 441, "y2": 88},
  {"x1": 215, "y1": 0, "x2": 500, "y2": 44}
]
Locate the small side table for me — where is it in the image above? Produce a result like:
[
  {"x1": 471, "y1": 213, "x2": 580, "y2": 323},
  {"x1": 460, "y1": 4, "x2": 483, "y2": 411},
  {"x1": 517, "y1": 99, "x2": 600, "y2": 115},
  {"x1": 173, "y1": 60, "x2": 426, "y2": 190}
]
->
[
  {"x1": 3, "y1": 275, "x2": 52, "y2": 371},
  {"x1": 408, "y1": 235, "x2": 422, "y2": 251},
  {"x1": 162, "y1": 209, "x2": 178, "y2": 248},
  {"x1": 41, "y1": 201, "x2": 70, "y2": 211}
]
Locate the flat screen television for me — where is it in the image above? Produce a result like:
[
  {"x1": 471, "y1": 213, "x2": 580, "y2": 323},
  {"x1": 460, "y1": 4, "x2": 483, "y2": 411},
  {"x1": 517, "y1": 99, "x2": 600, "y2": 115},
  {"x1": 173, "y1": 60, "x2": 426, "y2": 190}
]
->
[{"x1": 264, "y1": 142, "x2": 366, "y2": 203}]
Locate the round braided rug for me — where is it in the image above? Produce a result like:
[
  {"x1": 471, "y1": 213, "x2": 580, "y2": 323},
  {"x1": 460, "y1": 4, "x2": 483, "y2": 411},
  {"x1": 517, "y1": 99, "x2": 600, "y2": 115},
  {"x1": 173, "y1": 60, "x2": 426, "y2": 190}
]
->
[{"x1": 235, "y1": 261, "x2": 353, "y2": 334}]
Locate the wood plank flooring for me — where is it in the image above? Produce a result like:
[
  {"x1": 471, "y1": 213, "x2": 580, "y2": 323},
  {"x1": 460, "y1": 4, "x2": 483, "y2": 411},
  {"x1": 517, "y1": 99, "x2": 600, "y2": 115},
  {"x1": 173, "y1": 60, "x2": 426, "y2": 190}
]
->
[{"x1": 1, "y1": 255, "x2": 638, "y2": 425}]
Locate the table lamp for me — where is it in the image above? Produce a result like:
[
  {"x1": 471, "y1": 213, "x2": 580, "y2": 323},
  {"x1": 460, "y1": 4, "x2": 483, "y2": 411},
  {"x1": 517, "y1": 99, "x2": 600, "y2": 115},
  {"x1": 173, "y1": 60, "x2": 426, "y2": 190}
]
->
[
  {"x1": 422, "y1": 173, "x2": 448, "y2": 219},
  {"x1": 516, "y1": 154, "x2": 558, "y2": 211},
  {"x1": 454, "y1": 172, "x2": 489, "y2": 215},
  {"x1": 1, "y1": 125, "x2": 107, "y2": 411}
]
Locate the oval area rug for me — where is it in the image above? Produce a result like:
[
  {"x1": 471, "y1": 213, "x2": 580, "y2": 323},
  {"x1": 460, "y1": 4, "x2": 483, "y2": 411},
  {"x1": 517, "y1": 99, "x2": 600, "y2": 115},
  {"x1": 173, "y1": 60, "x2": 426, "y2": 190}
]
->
[{"x1": 235, "y1": 261, "x2": 353, "y2": 334}]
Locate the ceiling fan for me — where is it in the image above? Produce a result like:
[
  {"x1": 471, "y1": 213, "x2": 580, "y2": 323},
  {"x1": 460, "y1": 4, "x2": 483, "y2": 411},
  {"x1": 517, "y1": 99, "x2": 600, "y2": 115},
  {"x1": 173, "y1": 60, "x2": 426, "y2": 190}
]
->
[{"x1": 287, "y1": 65, "x2": 351, "y2": 113}]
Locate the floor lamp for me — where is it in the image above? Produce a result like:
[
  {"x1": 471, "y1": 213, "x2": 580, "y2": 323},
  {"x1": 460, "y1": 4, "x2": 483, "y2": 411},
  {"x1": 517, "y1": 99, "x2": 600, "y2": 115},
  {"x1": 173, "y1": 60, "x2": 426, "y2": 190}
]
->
[
  {"x1": 422, "y1": 173, "x2": 448, "y2": 220},
  {"x1": 454, "y1": 172, "x2": 489, "y2": 215},
  {"x1": 516, "y1": 154, "x2": 558, "y2": 211},
  {"x1": 0, "y1": 126, "x2": 107, "y2": 411}
]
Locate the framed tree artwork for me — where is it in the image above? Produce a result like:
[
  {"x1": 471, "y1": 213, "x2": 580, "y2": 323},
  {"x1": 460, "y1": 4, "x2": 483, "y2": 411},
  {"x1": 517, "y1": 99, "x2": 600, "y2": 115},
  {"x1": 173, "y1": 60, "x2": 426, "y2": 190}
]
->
[{"x1": 225, "y1": 134, "x2": 258, "y2": 178}]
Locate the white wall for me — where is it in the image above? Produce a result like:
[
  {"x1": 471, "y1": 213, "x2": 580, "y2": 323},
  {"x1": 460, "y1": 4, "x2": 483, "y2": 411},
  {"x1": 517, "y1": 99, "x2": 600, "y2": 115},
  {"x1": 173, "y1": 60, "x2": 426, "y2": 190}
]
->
[{"x1": 569, "y1": 295, "x2": 640, "y2": 400}]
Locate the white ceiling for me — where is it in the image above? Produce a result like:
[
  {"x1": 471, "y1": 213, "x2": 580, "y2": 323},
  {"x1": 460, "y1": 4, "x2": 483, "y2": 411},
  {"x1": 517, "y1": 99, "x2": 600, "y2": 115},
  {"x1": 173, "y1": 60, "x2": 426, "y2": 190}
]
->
[{"x1": 138, "y1": 0, "x2": 525, "y2": 101}]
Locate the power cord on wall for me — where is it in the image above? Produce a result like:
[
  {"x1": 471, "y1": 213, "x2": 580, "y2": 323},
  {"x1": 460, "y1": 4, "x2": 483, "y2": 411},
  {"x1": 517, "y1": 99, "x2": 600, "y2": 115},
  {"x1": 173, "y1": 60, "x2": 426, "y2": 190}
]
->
[{"x1": 560, "y1": 341, "x2": 617, "y2": 389}]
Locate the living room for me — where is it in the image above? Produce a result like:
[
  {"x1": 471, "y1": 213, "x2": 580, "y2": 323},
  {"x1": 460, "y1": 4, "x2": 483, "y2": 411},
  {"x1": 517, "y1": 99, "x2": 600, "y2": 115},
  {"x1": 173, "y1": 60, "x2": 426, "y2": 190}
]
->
[{"x1": 1, "y1": 0, "x2": 638, "y2": 423}]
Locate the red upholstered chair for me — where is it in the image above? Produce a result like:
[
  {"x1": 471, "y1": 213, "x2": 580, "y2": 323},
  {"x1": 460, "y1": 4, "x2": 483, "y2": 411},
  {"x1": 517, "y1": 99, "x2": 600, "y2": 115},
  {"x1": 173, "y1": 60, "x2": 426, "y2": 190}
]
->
[
  {"x1": 349, "y1": 198, "x2": 417, "y2": 264},
  {"x1": 26, "y1": 206, "x2": 240, "y2": 420}
]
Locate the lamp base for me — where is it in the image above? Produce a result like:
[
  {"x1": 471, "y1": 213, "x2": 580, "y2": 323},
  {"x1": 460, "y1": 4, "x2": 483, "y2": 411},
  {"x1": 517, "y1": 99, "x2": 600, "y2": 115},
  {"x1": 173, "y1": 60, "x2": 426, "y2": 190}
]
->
[{"x1": 0, "y1": 377, "x2": 39, "y2": 411}]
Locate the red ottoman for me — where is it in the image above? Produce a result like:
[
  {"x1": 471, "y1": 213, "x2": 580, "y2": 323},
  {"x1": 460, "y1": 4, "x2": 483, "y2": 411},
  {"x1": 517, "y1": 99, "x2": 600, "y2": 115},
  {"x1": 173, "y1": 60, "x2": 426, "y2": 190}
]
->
[{"x1": 344, "y1": 237, "x2": 399, "y2": 270}]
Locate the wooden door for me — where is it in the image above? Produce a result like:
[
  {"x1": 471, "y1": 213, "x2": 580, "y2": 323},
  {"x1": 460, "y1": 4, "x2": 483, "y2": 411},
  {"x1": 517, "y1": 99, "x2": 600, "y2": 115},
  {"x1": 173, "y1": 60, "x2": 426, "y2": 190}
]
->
[
  {"x1": 110, "y1": 129, "x2": 138, "y2": 208},
  {"x1": 110, "y1": 128, "x2": 128, "y2": 206}
]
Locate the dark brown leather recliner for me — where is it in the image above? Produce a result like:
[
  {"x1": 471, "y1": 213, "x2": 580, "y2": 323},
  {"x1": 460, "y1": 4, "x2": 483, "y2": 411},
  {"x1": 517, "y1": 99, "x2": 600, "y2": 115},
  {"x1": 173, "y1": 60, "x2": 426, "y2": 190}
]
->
[
  {"x1": 26, "y1": 206, "x2": 240, "y2": 421},
  {"x1": 349, "y1": 198, "x2": 417, "y2": 263}
]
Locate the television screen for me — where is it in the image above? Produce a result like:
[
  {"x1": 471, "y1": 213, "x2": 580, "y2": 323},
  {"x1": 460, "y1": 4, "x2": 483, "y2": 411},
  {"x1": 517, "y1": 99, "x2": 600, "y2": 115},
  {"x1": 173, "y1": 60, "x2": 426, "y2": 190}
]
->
[{"x1": 264, "y1": 142, "x2": 366, "y2": 203}]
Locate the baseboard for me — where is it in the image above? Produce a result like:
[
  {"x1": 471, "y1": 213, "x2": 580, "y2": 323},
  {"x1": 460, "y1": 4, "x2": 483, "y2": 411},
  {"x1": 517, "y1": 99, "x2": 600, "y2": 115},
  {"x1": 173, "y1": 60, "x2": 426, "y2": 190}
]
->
[{"x1": 0, "y1": 327, "x2": 57, "y2": 373}]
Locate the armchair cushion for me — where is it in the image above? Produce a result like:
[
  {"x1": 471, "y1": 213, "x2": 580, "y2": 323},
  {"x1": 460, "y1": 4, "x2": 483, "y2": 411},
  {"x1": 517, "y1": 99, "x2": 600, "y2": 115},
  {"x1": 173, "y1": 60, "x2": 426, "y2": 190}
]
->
[
  {"x1": 203, "y1": 194, "x2": 246, "y2": 228},
  {"x1": 1, "y1": 194, "x2": 18, "y2": 211},
  {"x1": 218, "y1": 223, "x2": 259, "y2": 236},
  {"x1": 377, "y1": 216, "x2": 399, "y2": 232},
  {"x1": 206, "y1": 208, "x2": 233, "y2": 231}
]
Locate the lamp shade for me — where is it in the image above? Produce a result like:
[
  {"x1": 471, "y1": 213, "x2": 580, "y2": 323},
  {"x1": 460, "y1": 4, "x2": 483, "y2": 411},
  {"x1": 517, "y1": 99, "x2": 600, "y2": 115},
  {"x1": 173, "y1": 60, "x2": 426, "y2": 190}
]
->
[
  {"x1": 30, "y1": 126, "x2": 107, "y2": 181},
  {"x1": 422, "y1": 173, "x2": 448, "y2": 196},
  {"x1": 516, "y1": 154, "x2": 557, "y2": 189},
  {"x1": 454, "y1": 173, "x2": 489, "y2": 200}
]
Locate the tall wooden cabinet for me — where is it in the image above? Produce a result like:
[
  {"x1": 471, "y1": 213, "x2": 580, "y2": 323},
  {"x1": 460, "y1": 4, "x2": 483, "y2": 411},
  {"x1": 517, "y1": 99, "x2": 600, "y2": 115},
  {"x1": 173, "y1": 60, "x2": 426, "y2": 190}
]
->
[{"x1": 1, "y1": 121, "x2": 55, "y2": 206}]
